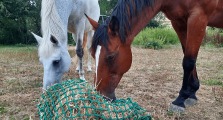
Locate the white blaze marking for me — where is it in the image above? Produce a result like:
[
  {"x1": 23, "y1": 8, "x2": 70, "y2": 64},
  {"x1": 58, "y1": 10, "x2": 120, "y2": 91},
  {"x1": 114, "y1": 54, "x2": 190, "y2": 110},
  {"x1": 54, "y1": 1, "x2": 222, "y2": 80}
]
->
[{"x1": 95, "y1": 45, "x2": 101, "y2": 87}]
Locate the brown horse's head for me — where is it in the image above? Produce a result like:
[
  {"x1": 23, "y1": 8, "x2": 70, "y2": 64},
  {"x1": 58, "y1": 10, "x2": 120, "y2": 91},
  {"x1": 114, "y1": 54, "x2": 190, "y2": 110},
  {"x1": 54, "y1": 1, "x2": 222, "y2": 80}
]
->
[{"x1": 86, "y1": 15, "x2": 133, "y2": 100}]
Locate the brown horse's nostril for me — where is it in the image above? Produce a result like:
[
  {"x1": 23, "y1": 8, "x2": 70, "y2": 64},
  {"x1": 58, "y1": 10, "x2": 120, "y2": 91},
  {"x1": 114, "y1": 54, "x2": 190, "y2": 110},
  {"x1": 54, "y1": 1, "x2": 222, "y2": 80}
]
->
[
  {"x1": 102, "y1": 92, "x2": 116, "y2": 102},
  {"x1": 112, "y1": 75, "x2": 118, "y2": 78}
]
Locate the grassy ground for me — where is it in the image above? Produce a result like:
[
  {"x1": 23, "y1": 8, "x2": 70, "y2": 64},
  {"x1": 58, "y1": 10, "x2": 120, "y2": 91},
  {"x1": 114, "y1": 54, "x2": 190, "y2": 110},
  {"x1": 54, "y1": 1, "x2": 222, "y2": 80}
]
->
[{"x1": 0, "y1": 45, "x2": 222, "y2": 120}]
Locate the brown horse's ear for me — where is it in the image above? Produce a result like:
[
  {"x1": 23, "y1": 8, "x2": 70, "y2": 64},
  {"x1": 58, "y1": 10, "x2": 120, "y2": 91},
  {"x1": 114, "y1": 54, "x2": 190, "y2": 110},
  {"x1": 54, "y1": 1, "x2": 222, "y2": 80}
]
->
[
  {"x1": 85, "y1": 13, "x2": 100, "y2": 30},
  {"x1": 108, "y1": 16, "x2": 120, "y2": 36}
]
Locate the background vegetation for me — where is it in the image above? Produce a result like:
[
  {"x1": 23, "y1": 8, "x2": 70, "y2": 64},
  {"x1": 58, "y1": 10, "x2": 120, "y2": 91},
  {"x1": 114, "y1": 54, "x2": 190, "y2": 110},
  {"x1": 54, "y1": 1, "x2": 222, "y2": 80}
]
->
[
  {"x1": 0, "y1": 0, "x2": 223, "y2": 48},
  {"x1": 0, "y1": 0, "x2": 41, "y2": 45},
  {"x1": 133, "y1": 28, "x2": 179, "y2": 49}
]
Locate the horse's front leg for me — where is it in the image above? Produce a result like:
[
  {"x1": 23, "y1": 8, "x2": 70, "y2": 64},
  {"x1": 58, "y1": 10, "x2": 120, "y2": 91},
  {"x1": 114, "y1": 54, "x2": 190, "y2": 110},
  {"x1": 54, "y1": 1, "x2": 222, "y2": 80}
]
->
[
  {"x1": 76, "y1": 31, "x2": 85, "y2": 80},
  {"x1": 72, "y1": 33, "x2": 80, "y2": 71},
  {"x1": 168, "y1": 12, "x2": 210, "y2": 113},
  {"x1": 170, "y1": 22, "x2": 199, "y2": 106},
  {"x1": 86, "y1": 31, "x2": 94, "y2": 73}
]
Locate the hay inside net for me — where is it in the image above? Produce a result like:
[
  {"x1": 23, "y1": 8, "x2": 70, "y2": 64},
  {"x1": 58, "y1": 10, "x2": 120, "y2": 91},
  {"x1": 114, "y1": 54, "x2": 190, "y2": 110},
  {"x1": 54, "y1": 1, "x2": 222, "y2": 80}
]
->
[{"x1": 37, "y1": 79, "x2": 152, "y2": 120}]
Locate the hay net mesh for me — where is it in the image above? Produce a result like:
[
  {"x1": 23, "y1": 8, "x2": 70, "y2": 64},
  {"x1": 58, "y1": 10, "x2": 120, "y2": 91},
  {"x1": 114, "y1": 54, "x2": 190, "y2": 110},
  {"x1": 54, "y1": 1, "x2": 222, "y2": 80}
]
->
[{"x1": 37, "y1": 79, "x2": 152, "y2": 120}]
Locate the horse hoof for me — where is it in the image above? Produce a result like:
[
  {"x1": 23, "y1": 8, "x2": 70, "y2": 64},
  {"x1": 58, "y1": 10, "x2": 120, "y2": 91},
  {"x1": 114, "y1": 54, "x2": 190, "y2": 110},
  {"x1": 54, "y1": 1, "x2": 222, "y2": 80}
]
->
[
  {"x1": 168, "y1": 104, "x2": 185, "y2": 114},
  {"x1": 184, "y1": 98, "x2": 197, "y2": 106},
  {"x1": 80, "y1": 75, "x2": 85, "y2": 80},
  {"x1": 80, "y1": 77, "x2": 85, "y2": 80}
]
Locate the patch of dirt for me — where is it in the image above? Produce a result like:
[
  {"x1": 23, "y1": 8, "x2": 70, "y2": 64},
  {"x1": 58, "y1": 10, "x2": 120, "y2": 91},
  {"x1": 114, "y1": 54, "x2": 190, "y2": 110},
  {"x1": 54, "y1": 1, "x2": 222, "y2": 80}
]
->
[{"x1": 0, "y1": 46, "x2": 222, "y2": 119}]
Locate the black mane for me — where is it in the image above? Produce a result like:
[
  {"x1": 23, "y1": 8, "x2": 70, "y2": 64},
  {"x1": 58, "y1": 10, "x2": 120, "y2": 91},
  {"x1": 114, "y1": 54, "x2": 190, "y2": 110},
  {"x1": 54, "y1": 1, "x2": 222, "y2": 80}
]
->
[{"x1": 91, "y1": 0, "x2": 155, "y2": 53}]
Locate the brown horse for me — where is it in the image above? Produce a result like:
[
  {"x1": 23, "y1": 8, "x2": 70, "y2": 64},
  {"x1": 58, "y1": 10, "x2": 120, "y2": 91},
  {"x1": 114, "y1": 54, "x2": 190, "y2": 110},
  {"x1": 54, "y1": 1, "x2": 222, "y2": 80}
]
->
[{"x1": 86, "y1": 0, "x2": 223, "y2": 113}]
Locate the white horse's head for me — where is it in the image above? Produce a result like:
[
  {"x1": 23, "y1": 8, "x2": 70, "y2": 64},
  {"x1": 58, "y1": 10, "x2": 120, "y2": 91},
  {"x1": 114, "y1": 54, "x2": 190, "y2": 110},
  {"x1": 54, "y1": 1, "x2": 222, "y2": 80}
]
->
[{"x1": 32, "y1": 32, "x2": 71, "y2": 90}]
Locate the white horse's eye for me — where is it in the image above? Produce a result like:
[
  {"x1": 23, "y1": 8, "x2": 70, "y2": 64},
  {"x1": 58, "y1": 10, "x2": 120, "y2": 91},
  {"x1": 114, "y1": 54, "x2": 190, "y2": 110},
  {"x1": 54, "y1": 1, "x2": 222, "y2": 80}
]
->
[{"x1": 53, "y1": 60, "x2": 60, "y2": 65}]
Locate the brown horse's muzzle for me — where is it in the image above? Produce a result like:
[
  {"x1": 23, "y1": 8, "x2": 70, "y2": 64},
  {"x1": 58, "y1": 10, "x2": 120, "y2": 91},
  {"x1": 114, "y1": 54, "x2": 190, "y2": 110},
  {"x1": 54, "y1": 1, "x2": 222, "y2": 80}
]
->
[{"x1": 95, "y1": 74, "x2": 123, "y2": 101}]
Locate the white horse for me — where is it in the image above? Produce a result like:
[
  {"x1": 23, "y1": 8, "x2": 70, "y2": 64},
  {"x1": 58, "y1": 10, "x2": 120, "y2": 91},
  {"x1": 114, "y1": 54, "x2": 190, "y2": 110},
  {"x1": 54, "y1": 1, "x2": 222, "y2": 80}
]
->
[{"x1": 31, "y1": 0, "x2": 100, "y2": 90}]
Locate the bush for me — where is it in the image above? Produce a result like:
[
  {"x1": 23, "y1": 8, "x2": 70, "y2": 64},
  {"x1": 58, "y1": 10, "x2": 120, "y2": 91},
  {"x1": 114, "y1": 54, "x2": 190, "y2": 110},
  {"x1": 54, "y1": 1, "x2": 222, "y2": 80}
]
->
[
  {"x1": 133, "y1": 27, "x2": 179, "y2": 49},
  {"x1": 30, "y1": 43, "x2": 38, "y2": 46},
  {"x1": 15, "y1": 43, "x2": 26, "y2": 47},
  {"x1": 202, "y1": 29, "x2": 223, "y2": 47},
  {"x1": 68, "y1": 33, "x2": 76, "y2": 46},
  {"x1": 146, "y1": 20, "x2": 160, "y2": 28},
  {"x1": 143, "y1": 38, "x2": 164, "y2": 49}
]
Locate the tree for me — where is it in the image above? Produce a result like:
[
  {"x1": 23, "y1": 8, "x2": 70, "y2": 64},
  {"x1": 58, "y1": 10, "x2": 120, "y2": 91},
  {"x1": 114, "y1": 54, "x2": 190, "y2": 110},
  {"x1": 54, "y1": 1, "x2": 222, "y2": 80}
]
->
[
  {"x1": 0, "y1": 0, "x2": 165, "y2": 45},
  {"x1": 98, "y1": 0, "x2": 118, "y2": 23},
  {"x1": 0, "y1": 0, "x2": 41, "y2": 45},
  {"x1": 98, "y1": 0, "x2": 164, "y2": 28}
]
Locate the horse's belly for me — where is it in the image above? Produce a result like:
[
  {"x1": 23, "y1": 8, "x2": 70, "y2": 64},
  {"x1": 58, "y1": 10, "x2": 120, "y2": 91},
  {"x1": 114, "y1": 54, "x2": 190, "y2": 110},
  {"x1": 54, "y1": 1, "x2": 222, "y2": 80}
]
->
[
  {"x1": 162, "y1": 9, "x2": 188, "y2": 25},
  {"x1": 67, "y1": 14, "x2": 92, "y2": 34},
  {"x1": 67, "y1": 25, "x2": 77, "y2": 34},
  {"x1": 208, "y1": 0, "x2": 223, "y2": 29},
  {"x1": 208, "y1": 14, "x2": 223, "y2": 29},
  {"x1": 67, "y1": 19, "x2": 92, "y2": 34}
]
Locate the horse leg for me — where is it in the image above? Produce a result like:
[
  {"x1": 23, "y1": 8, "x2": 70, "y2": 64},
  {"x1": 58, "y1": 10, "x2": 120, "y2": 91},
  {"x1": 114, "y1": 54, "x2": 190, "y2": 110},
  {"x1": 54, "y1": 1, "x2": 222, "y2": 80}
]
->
[
  {"x1": 170, "y1": 22, "x2": 199, "y2": 106},
  {"x1": 86, "y1": 31, "x2": 94, "y2": 73},
  {"x1": 76, "y1": 30, "x2": 85, "y2": 80},
  {"x1": 169, "y1": 13, "x2": 208, "y2": 113},
  {"x1": 184, "y1": 67, "x2": 199, "y2": 106},
  {"x1": 72, "y1": 33, "x2": 80, "y2": 71}
]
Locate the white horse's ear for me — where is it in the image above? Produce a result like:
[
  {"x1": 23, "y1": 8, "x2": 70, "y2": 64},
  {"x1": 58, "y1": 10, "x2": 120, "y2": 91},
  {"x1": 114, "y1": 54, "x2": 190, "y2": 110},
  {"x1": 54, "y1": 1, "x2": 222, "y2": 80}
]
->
[
  {"x1": 85, "y1": 13, "x2": 100, "y2": 30},
  {"x1": 50, "y1": 35, "x2": 59, "y2": 46},
  {"x1": 31, "y1": 32, "x2": 42, "y2": 44}
]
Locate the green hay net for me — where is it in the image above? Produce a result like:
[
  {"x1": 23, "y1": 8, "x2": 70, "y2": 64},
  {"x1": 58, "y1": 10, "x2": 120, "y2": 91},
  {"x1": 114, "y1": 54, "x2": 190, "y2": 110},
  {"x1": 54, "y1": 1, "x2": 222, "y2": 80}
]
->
[{"x1": 37, "y1": 79, "x2": 152, "y2": 120}]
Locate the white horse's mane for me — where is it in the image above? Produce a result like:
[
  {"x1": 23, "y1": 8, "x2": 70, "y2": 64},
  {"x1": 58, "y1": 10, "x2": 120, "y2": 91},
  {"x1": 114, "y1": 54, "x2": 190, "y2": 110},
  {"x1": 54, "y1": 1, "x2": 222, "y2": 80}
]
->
[{"x1": 39, "y1": 0, "x2": 65, "y2": 58}]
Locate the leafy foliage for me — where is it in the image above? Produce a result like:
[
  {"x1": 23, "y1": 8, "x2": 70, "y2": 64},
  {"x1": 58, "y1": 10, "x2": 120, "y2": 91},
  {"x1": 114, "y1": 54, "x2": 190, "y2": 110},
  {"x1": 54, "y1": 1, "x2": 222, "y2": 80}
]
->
[
  {"x1": 202, "y1": 27, "x2": 223, "y2": 47},
  {"x1": 98, "y1": 0, "x2": 118, "y2": 23},
  {"x1": 68, "y1": 33, "x2": 76, "y2": 46},
  {"x1": 0, "y1": 0, "x2": 41, "y2": 45},
  {"x1": 0, "y1": 0, "x2": 166, "y2": 45},
  {"x1": 98, "y1": 0, "x2": 164, "y2": 27},
  {"x1": 133, "y1": 27, "x2": 179, "y2": 49}
]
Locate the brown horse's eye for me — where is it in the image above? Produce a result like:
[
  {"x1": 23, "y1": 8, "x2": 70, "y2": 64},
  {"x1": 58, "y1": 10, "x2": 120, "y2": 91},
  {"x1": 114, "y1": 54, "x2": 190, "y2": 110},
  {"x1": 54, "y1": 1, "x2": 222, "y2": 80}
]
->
[
  {"x1": 106, "y1": 52, "x2": 118, "y2": 64},
  {"x1": 108, "y1": 55, "x2": 115, "y2": 60}
]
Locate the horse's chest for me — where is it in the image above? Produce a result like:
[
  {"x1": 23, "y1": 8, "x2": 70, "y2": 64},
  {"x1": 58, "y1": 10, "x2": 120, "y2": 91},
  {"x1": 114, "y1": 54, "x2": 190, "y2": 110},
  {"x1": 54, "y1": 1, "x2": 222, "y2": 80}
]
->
[
  {"x1": 67, "y1": 11, "x2": 92, "y2": 34},
  {"x1": 67, "y1": 14, "x2": 85, "y2": 34},
  {"x1": 163, "y1": 7, "x2": 189, "y2": 25}
]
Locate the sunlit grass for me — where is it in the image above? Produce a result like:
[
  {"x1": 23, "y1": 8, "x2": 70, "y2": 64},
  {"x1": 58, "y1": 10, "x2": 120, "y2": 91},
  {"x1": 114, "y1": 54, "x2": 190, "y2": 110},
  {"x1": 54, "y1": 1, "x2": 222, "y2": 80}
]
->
[{"x1": 0, "y1": 47, "x2": 39, "y2": 63}]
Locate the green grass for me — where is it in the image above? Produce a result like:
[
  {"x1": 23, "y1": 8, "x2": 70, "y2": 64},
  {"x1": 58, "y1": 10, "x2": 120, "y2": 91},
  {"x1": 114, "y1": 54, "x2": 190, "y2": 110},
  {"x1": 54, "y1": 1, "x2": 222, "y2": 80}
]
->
[
  {"x1": 203, "y1": 79, "x2": 223, "y2": 86},
  {"x1": 24, "y1": 117, "x2": 29, "y2": 120},
  {"x1": 0, "y1": 106, "x2": 7, "y2": 114},
  {"x1": 1, "y1": 43, "x2": 38, "y2": 48},
  {"x1": 0, "y1": 46, "x2": 37, "y2": 52},
  {"x1": 0, "y1": 46, "x2": 39, "y2": 63},
  {"x1": 220, "y1": 74, "x2": 223, "y2": 78},
  {"x1": 202, "y1": 41, "x2": 217, "y2": 48},
  {"x1": 167, "y1": 110, "x2": 173, "y2": 115},
  {"x1": 32, "y1": 83, "x2": 43, "y2": 88}
]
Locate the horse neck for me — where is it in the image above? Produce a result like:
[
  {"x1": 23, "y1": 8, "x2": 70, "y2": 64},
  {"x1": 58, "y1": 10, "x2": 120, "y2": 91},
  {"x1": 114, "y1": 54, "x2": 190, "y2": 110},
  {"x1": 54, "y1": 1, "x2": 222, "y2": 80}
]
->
[
  {"x1": 41, "y1": 0, "x2": 73, "y2": 48},
  {"x1": 126, "y1": 0, "x2": 162, "y2": 45}
]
